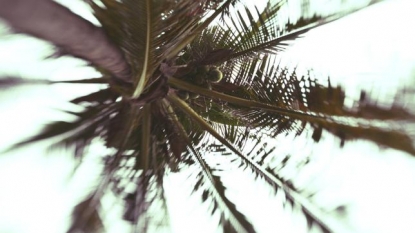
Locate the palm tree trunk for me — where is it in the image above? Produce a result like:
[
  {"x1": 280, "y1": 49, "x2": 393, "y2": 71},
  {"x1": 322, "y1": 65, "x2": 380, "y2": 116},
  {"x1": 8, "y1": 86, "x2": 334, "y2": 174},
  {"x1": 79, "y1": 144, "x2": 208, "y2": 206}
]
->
[{"x1": 0, "y1": 0, "x2": 131, "y2": 81}]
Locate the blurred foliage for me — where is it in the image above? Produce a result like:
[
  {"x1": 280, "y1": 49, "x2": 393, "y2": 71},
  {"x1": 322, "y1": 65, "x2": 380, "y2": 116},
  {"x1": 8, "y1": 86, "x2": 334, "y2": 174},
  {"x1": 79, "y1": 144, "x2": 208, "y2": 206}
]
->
[{"x1": 2, "y1": 0, "x2": 413, "y2": 233}]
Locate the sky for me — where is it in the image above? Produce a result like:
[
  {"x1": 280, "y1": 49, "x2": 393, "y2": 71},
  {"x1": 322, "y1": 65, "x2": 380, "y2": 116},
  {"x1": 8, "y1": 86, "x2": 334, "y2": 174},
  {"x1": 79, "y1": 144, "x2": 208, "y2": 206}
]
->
[{"x1": 0, "y1": 0, "x2": 415, "y2": 233}]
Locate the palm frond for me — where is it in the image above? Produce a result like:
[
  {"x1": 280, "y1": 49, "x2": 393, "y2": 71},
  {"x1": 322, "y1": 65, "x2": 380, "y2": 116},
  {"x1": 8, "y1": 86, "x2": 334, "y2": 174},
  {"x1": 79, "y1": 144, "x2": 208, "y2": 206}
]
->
[
  {"x1": 188, "y1": 144, "x2": 256, "y2": 233},
  {"x1": 163, "y1": 0, "x2": 236, "y2": 60},
  {"x1": 70, "y1": 88, "x2": 117, "y2": 105},
  {"x1": 168, "y1": 93, "x2": 337, "y2": 232},
  {"x1": 168, "y1": 54, "x2": 415, "y2": 156},
  {"x1": 120, "y1": 172, "x2": 171, "y2": 232},
  {"x1": 67, "y1": 194, "x2": 105, "y2": 233},
  {"x1": 0, "y1": 76, "x2": 108, "y2": 90},
  {"x1": 140, "y1": 104, "x2": 151, "y2": 171},
  {"x1": 0, "y1": 76, "x2": 49, "y2": 89},
  {"x1": 9, "y1": 104, "x2": 117, "y2": 156},
  {"x1": 177, "y1": 0, "x2": 386, "y2": 83},
  {"x1": 165, "y1": 98, "x2": 255, "y2": 232},
  {"x1": 88, "y1": 0, "x2": 158, "y2": 96}
]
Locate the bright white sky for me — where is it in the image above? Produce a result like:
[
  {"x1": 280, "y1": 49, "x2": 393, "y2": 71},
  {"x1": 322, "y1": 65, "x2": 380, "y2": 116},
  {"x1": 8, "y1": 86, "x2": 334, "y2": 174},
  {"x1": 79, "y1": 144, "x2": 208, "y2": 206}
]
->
[{"x1": 1, "y1": 0, "x2": 415, "y2": 233}]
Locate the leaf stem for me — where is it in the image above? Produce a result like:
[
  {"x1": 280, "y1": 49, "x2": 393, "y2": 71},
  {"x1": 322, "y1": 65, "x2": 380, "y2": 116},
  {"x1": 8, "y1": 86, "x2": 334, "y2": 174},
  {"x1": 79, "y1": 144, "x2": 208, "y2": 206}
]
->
[
  {"x1": 168, "y1": 77, "x2": 327, "y2": 122},
  {"x1": 132, "y1": 0, "x2": 152, "y2": 98},
  {"x1": 141, "y1": 104, "x2": 151, "y2": 171}
]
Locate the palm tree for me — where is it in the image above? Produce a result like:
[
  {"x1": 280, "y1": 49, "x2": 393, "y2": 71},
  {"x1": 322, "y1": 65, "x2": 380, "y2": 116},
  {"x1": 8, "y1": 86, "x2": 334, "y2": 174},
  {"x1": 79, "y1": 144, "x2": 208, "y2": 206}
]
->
[{"x1": 1, "y1": 0, "x2": 414, "y2": 232}]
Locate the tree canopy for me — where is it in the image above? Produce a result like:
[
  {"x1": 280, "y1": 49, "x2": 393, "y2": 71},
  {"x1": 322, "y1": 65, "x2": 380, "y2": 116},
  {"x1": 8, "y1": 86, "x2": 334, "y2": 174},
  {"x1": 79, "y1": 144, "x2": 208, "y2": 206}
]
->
[{"x1": 1, "y1": 0, "x2": 414, "y2": 232}]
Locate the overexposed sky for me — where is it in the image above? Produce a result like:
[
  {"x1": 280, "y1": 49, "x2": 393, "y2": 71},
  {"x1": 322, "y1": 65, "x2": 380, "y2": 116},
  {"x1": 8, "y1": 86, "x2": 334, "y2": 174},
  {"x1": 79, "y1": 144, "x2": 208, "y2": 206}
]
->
[{"x1": 1, "y1": 0, "x2": 415, "y2": 233}]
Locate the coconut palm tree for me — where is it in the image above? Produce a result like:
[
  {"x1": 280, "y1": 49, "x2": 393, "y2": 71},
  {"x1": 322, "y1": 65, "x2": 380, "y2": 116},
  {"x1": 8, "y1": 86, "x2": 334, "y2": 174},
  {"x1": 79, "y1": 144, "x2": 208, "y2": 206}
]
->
[{"x1": 1, "y1": 0, "x2": 414, "y2": 232}]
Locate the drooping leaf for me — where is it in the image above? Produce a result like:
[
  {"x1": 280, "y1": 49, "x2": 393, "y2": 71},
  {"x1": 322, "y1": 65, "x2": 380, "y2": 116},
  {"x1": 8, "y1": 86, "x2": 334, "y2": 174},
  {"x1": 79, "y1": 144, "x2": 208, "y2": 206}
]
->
[{"x1": 67, "y1": 195, "x2": 105, "y2": 233}]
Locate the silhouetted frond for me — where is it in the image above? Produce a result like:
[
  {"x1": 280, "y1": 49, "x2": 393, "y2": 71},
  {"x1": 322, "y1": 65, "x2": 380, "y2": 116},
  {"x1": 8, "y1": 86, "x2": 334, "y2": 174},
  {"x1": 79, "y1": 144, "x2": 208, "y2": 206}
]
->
[
  {"x1": 185, "y1": 141, "x2": 256, "y2": 233},
  {"x1": 67, "y1": 194, "x2": 105, "y2": 233},
  {"x1": 0, "y1": 76, "x2": 49, "y2": 89}
]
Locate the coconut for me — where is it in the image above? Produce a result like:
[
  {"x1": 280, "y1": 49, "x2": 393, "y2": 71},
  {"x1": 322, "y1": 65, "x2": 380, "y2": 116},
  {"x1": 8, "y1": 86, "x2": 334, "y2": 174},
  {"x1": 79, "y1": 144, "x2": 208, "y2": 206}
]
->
[{"x1": 207, "y1": 67, "x2": 223, "y2": 83}]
